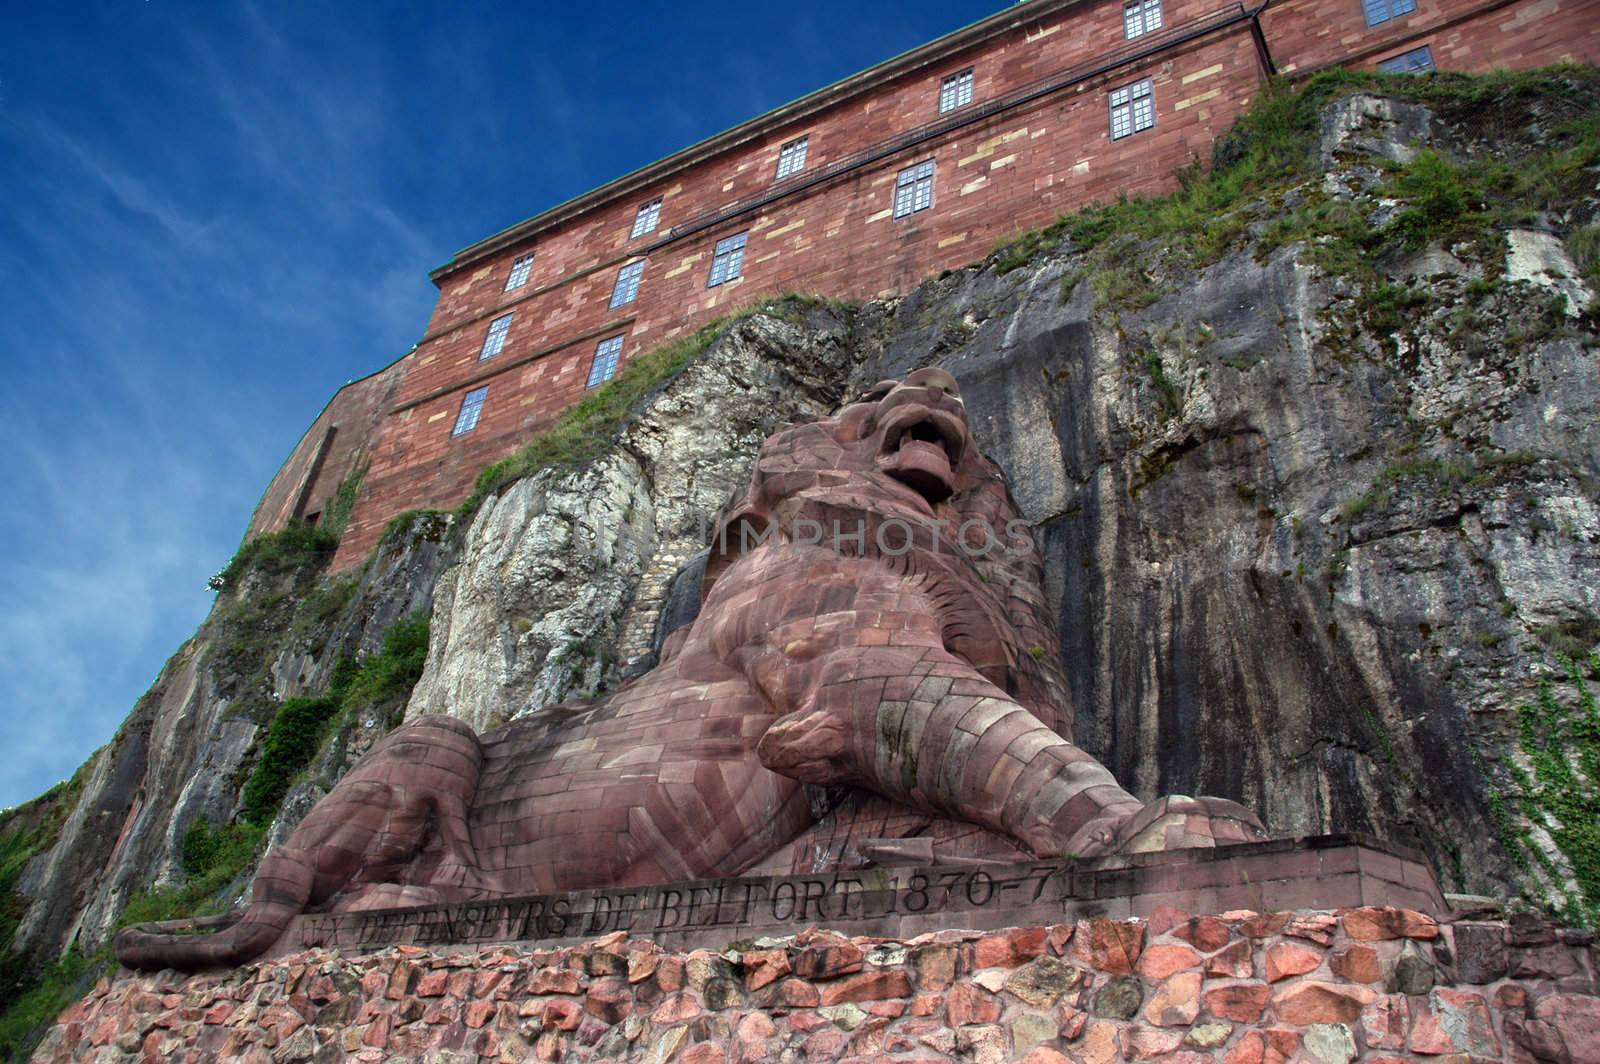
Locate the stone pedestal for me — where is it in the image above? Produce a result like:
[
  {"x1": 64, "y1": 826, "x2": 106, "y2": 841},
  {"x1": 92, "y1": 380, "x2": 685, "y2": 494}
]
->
[{"x1": 284, "y1": 834, "x2": 1444, "y2": 958}]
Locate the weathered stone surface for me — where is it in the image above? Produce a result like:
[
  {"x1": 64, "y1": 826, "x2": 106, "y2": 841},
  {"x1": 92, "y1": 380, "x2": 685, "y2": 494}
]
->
[
  {"x1": 1205, "y1": 940, "x2": 1254, "y2": 979},
  {"x1": 1359, "y1": 993, "x2": 1409, "y2": 1050},
  {"x1": 1137, "y1": 944, "x2": 1202, "y2": 981},
  {"x1": 975, "y1": 926, "x2": 1048, "y2": 968},
  {"x1": 1327, "y1": 944, "x2": 1379, "y2": 984},
  {"x1": 1271, "y1": 981, "x2": 1375, "y2": 1025},
  {"x1": 1509, "y1": 942, "x2": 1581, "y2": 980},
  {"x1": 1011, "y1": 1012, "x2": 1059, "y2": 1055},
  {"x1": 1206, "y1": 983, "x2": 1271, "y2": 1023},
  {"x1": 1409, "y1": 988, "x2": 1499, "y2": 1057},
  {"x1": 1094, "y1": 977, "x2": 1144, "y2": 1020},
  {"x1": 1120, "y1": 1025, "x2": 1184, "y2": 1059},
  {"x1": 1301, "y1": 1022, "x2": 1356, "y2": 1064},
  {"x1": 791, "y1": 941, "x2": 863, "y2": 981},
  {"x1": 1185, "y1": 1021, "x2": 1232, "y2": 1049},
  {"x1": 1003, "y1": 956, "x2": 1082, "y2": 1007},
  {"x1": 1264, "y1": 943, "x2": 1322, "y2": 983},
  {"x1": 1143, "y1": 972, "x2": 1202, "y2": 1027},
  {"x1": 947, "y1": 982, "x2": 1004, "y2": 1026},
  {"x1": 1073, "y1": 920, "x2": 1145, "y2": 976},
  {"x1": 909, "y1": 945, "x2": 959, "y2": 991},
  {"x1": 816, "y1": 970, "x2": 910, "y2": 1006},
  {"x1": 1386, "y1": 940, "x2": 1435, "y2": 996},
  {"x1": 1175, "y1": 917, "x2": 1233, "y2": 954},
  {"x1": 1075, "y1": 1021, "x2": 1120, "y2": 1064},
  {"x1": 1511, "y1": 993, "x2": 1600, "y2": 1064},
  {"x1": 1342, "y1": 907, "x2": 1438, "y2": 942},
  {"x1": 1282, "y1": 915, "x2": 1337, "y2": 948},
  {"x1": 1450, "y1": 923, "x2": 1507, "y2": 984},
  {"x1": 1018, "y1": 1047, "x2": 1072, "y2": 1064},
  {"x1": 957, "y1": 1023, "x2": 1010, "y2": 1064}
]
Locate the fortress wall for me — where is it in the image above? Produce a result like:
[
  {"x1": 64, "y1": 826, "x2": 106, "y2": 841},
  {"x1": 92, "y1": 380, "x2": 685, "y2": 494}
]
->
[
  {"x1": 34, "y1": 905, "x2": 1599, "y2": 1063},
  {"x1": 244, "y1": 359, "x2": 409, "y2": 541},
  {"x1": 1262, "y1": 0, "x2": 1600, "y2": 76}
]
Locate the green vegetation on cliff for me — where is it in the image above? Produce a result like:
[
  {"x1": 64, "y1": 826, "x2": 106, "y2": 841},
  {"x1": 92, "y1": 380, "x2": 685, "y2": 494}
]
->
[
  {"x1": 995, "y1": 64, "x2": 1600, "y2": 317},
  {"x1": 0, "y1": 775, "x2": 90, "y2": 1062},
  {"x1": 1485, "y1": 654, "x2": 1600, "y2": 926},
  {"x1": 459, "y1": 294, "x2": 852, "y2": 521}
]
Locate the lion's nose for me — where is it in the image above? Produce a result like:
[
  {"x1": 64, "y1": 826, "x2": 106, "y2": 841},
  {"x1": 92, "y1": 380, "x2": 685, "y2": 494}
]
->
[{"x1": 901, "y1": 367, "x2": 961, "y2": 400}]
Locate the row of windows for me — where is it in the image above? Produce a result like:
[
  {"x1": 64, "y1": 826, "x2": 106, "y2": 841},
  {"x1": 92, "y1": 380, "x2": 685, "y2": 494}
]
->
[
  {"x1": 939, "y1": 68, "x2": 974, "y2": 114},
  {"x1": 482, "y1": 72, "x2": 1165, "y2": 362},
  {"x1": 498, "y1": 1, "x2": 1176, "y2": 292},
  {"x1": 1378, "y1": 44, "x2": 1434, "y2": 73},
  {"x1": 1123, "y1": 0, "x2": 1164, "y2": 40},
  {"x1": 454, "y1": 329, "x2": 630, "y2": 436},
  {"x1": 1363, "y1": 0, "x2": 1416, "y2": 26},
  {"x1": 498, "y1": 0, "x2": 1428, "y2": 303},
  {"x1": 1109, "y1": 78, "x2": 1156, "y2": 141}
]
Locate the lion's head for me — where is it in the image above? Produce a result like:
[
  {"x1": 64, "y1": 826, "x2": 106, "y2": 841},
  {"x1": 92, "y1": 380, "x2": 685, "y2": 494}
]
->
[{"x1": 699, "y1": 368, "x2": 1075, "y2": 737}]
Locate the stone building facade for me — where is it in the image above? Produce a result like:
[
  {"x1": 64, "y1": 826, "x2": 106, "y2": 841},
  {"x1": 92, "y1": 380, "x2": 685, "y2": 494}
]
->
[{"x1": 243, "y1": 0, "x2": 1600, "y2": 570}]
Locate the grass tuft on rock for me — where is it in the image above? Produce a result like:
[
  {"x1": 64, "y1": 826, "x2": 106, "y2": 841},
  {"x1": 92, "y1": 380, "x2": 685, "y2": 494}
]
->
[
  {"x1": 457, "y1": 293, "x2": 850, "y2": 522},
  {"x1": 987, "y1": 65, "x2": 1600, "y2": 297}
]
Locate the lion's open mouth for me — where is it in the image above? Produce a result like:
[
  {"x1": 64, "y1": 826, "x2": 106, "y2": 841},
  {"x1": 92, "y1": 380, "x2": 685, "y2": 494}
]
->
[{"x1": 877, "y1": 407, "x2": 967, "y2": 502}]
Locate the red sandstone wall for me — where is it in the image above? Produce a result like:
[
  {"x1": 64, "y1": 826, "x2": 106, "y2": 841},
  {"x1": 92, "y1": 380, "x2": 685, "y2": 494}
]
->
[
  {"x1": 34, "y1": 906, "x2": 1600, "y2": 1062},
  {"x1": 416, "y1": 0, "x2": 1233, "y2": 344},
  {"x1": 332, "y1": 21, "x2": 1267, "y2": 569},
  {"x1": 1261, "y1": 0, "x2": 1600, "y2": 76},
  {"x1": 245, "y1": 359, "x2": 408, "y2": 540}
]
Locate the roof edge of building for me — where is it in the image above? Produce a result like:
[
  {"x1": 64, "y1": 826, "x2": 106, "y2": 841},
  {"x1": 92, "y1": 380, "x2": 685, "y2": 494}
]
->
[{"x1": 429, "y1": 0, "x2": 1084, "y2": 286}]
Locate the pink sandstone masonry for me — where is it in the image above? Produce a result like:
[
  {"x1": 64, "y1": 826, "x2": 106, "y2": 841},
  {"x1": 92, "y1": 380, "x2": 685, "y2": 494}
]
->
[{"x1": 36, "y1": 902, "x2": 1600, "y2": 1063}]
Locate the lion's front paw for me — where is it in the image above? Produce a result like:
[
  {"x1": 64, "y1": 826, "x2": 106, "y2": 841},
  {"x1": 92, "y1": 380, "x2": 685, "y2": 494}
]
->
[
  {"x1": 755, "y1": 708, "x2": 855, "y2": 785},
  {"x1": 1082, "y1": 795, "x2": 1270, "y2": 858}
]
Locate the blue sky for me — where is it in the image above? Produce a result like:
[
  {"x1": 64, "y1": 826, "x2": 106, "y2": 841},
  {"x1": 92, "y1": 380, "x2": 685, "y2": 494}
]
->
[{"x1": 0, "y1": 0, "x2": 1007, "y2": 810}]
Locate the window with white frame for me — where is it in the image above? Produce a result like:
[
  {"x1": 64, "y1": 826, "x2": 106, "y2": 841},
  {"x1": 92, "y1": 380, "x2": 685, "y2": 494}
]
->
[
  {"x1": 630, "y1": 199, "x2": 662, "y2": 239},
  {"x1": 587, "y1": 335, "x2": 624, "y2": 389},
  {"x1": 939, "y1": 68, "x2": 974, "y2": 114},
  {"x1": 707, "y1": 232, "x2": 747, "y2": 287},
  {"x1": 452, "y1": 387, "x2": 488, "y2": 436},
  {"x1": 610, "y1": 260, "x2": 645, "y2": 308},
  {"x1": 1361, "y1": 0, "x2": 1416, "y2": 26},
  {"x1": 480, "y1": 313, "x2": 513, "y2": 360},
  {"x1": 1123, "y1": 0, "x2": 1163, "y2": 39},
  {"x1": 1109, "y1": 79, "x2": 1155, "y2": 140},
  {"x1": 504, "y1": 253, "x2": 534, "y2": 291},
  {"x1": 776, "y1": 136, "x2": 809, "y2": 180},
  {"x1": 1377, "y1": 44, "x2": 1435, "y2": 73},
  {"x1": 893, "y1": 159, "x2": 936, "y2": 219}
]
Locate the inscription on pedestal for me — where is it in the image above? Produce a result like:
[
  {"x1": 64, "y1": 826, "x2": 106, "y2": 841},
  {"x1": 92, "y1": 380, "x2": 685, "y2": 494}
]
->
[
  {"x1": 299, "y1": 863, "x2": 1068, "y2": 951},
  {"x1": 286, "y1": 837, "x2": 1447, "y2": 957}
]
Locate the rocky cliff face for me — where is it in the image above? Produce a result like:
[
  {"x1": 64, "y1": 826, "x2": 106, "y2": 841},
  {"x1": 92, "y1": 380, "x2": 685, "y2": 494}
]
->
[
  {"x1": 405, "y1": 311, "x2": 858, "y2": 734},
  {"x1": 4, "y1": 74, "x2": 1597, "y2": 1040}
]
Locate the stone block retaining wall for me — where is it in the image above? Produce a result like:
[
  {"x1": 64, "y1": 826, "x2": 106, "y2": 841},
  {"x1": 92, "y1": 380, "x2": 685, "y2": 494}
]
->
[{"x1": 34, "y1": 906, "x2": 1600, "y2": 1063}]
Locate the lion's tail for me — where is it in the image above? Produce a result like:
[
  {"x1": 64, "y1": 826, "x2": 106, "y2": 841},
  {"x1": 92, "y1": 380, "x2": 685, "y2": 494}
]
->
[{"x1": 113, "y1": 847, "x2": 313, "y2": 971}]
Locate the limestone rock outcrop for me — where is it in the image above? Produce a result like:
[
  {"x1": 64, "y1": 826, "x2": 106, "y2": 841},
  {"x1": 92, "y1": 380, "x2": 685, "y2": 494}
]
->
[{"x1": 405, "y1": 311, "x2": 856, "y2": 733}]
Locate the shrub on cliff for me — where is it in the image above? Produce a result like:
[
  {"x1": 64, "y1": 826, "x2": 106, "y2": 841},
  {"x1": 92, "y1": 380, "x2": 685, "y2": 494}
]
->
[{"x1": 207, "y1": 521, "x2": 337, "y2": 593}]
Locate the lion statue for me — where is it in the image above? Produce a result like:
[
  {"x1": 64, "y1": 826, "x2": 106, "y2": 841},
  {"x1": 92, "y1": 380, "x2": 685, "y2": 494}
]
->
[{"x1": 116, "y1": 368, "x2": 1266, "y2": 970}]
